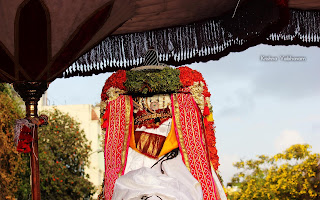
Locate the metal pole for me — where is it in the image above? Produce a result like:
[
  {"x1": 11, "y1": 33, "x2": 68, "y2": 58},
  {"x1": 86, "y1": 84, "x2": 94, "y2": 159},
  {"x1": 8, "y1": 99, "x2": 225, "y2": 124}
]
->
[
  {"x1": 14, "y1": 82, "x2": 47, "y2": 200},
  {"x1": 26, "y1": 100, "x2": 41, "y2": 200}
]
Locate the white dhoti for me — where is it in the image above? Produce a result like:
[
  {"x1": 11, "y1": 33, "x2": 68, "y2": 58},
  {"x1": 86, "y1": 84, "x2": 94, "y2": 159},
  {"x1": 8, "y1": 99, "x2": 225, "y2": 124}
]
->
[{"x1": 112, "y1": 153, "x2": 203, "y2": 200}]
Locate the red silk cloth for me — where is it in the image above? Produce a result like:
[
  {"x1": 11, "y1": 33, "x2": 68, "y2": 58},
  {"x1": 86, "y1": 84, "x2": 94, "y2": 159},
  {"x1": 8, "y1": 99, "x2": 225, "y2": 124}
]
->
[
  {"x1": 104, "y1": 95, "x2": 133, "y2": 200},
  {"x1": 171, "y1": 93, "x2": 220, "y2": 200}
]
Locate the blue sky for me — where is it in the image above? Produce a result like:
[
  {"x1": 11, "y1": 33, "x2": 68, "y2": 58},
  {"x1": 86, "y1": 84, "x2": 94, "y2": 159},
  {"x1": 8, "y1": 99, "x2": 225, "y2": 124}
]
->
[{"x1": 47, "y1": 44, "x2": 320, "y2": 184}]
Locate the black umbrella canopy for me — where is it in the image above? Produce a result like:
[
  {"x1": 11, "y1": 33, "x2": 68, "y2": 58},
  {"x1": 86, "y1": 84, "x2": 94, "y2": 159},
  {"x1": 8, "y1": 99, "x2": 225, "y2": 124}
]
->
[
  {"x1": 0, "y1": 0, "x2": 252, "y2": 83},
  {"x1": 0, "y1": 0, "x2": 319, "y2": 199},
  {"x1": 65, "y1": 0, "x2": 320, "y2": 78},
  {"x1": 0, "y1": 0, "x2": 124, "y2": 82},
  {"x1": 2, "y1": 0, "x2": 319, "y2": 83}
]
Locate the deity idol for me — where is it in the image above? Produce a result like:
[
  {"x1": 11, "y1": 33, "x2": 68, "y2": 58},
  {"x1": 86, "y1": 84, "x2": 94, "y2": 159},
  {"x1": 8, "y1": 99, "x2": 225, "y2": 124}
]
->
[{"x1": 99, "y1": 51, "x2": 226, "y2": 200}]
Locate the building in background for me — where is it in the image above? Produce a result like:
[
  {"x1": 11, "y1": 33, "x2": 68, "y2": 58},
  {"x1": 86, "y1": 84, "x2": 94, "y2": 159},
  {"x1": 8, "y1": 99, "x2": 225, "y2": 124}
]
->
[{"x1": 39, "y1": 94, "x2": 104, "y2": 199}]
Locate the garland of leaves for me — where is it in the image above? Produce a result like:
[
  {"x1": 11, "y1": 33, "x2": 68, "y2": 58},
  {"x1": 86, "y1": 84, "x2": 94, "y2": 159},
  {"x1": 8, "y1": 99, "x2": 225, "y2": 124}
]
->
[
  {"x1": 125, "y1": 68, "x2": 181, "y2": 95},
  {"x1": 101, "y1": 66, "x2": 211, "y2": 101}
]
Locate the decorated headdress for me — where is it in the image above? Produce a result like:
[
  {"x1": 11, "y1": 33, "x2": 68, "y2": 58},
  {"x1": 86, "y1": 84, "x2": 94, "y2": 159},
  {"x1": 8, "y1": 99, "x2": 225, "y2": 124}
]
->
[{"x1": 100, "y1": 50, "x2": 219, "y2": 170}]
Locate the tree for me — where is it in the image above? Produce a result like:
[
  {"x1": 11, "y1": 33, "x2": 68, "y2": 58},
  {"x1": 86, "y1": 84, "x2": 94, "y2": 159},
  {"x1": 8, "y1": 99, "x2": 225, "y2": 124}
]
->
[
  {"x1": 16, "y1": 108, "x2": 95, "y2": 200},
  {"x1": 227, "y1": 144, "x2": 320, "y2": 200},
  {"x1": 0, "y1": 83, "x2": 25, "y2": 200}
]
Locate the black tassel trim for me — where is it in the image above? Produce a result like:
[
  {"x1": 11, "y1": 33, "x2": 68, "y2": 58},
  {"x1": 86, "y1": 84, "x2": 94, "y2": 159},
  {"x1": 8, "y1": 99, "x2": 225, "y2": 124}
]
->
[{"x1": 62, "y1": 6, "x2": 319, "y2": 78}]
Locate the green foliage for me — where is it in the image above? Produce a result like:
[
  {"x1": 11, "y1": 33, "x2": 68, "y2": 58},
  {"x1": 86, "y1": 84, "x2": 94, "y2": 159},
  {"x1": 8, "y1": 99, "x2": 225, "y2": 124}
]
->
[
  {"x1": 0, "y1": 83, "x2": 25, "y2": 200},
  {"x1": 0, "y1": 83, "x2": 24, "y2": 115},
  {"x1": 0, "y1": 83, "x2": 11, "y2": 94},
  {"x1": 227, "y1": 144, "x2": 320, "y2": 200},
  {"x1": 124, "y1": 67, "x2": 182, "y2": 95},
  {"x1": 16, "y1": 108, "x2": 95, "y2": 200}
]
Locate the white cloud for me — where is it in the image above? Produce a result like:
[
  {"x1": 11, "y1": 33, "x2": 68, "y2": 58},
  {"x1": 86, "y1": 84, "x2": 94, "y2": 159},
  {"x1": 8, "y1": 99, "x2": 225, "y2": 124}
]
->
[
  {"x1": 218, "y1": 154, "x2": 240, "y2": 186},
  {"x1": 215, "y1": 88, "x2": 255, "y2": 118},
  {"x1": 274, "y1": 130, "x2": 305, "y2": 152}
]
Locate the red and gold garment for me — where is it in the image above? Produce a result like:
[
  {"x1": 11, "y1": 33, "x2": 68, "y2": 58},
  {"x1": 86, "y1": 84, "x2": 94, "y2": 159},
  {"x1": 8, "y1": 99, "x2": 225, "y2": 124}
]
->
[
  {"x1": 103, "y1": 93, "x2": 221, "y2": 200},
  {"x1": 103, "y1": 95, "x2": 133, "y2": 199},
  {"x1": 171, "y1": 93, "x2": 221, "y2": 200}
]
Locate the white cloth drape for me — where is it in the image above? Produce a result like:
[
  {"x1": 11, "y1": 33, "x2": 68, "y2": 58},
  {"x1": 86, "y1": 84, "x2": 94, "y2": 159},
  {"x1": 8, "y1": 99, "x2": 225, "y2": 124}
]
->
[
  {"x1": 113, "y1": 153, "x2": 203, "y2": 200},
  {"x1": 211, "y1": 169, "x2": 227, "y2": 200}
]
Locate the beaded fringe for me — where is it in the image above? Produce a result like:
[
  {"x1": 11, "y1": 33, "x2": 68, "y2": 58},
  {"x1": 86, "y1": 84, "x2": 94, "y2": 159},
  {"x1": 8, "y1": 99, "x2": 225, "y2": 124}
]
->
[{"x1": 63, "y1": 8, "x2": 319, "y2": 78}]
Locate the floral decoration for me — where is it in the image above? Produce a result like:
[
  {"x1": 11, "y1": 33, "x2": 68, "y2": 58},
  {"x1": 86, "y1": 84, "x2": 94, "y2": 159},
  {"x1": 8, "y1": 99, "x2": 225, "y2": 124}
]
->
[
  {"x1": 106, "y1": 87, "x2": 126, "y2": 102},
  {"x1": 205, "y1": 121, "x2": 219, "y2": 170},
  {"x1": 189, "y1": 81, "x2": 205, "y2": 112},
  {"x1": 101, "y1": 70, "x2": 126, "y2": 101},
  {"x1": 178, "y1": 66, "x2": 211, "y2": 97}
]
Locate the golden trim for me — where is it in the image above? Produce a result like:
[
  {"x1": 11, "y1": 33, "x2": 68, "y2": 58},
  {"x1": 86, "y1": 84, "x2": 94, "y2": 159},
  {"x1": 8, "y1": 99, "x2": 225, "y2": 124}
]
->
[
  {"x1": 119, "y1": 95, "x2": 133, "y2": 176},
  {"x1": 135, "y1": 112, "x2": 172, "y2": 123},
  {"x1": 137, "y1": 133, "x2": 161, "y2": 157},
  {"x1": 180, "y1": 94, "x2": 199, "y2": 180},
  {"x1": 175, "y1": 93, "x2": 218, "y2": 199},
  {"x1": 172, "y1": 93, "x2": 190, "y2": 170},
  {"x1": 188, "y1": 105, "x2": 203, "y2": 180},
  {"x1": 114, "y1": 98, "x2": 120, "y2": 174},
  {"x1": 105, "y1": 100, "x2": 115, "y2": 171},
  {"x1": 190, "y1": 96, "x2": 217, "y2": 199},
  {"x1": 136, "y1": 133, "x2": 148, "y2": 152}
]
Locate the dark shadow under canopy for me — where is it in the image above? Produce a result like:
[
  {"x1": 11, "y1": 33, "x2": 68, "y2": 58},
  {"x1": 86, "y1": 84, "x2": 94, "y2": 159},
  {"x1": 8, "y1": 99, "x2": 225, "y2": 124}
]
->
[{"x1": 0, "y1": 0, "x2": 319, "y2": 82}]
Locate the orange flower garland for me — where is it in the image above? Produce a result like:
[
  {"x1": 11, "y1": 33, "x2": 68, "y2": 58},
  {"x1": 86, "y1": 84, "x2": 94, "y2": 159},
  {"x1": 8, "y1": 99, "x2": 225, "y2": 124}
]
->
[
  {"x1": 205, "y1": 121, "x2": 219, "y2": 170},
  {"x1": 101, "y1": 70, "x2": 126, "y2": 101},
  {"x1": 178, "y1": 66, "x2": 211, "y2": 97}
]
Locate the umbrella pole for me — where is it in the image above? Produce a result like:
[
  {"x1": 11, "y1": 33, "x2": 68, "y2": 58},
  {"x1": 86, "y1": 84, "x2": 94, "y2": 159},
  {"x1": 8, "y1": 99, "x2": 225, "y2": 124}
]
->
[
  {"x1": 26, "y1": 100, "x2": 41, "y2": 200},
  {"x1": 14, "y1": 82, "x2": 48, "y2": 200}
]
